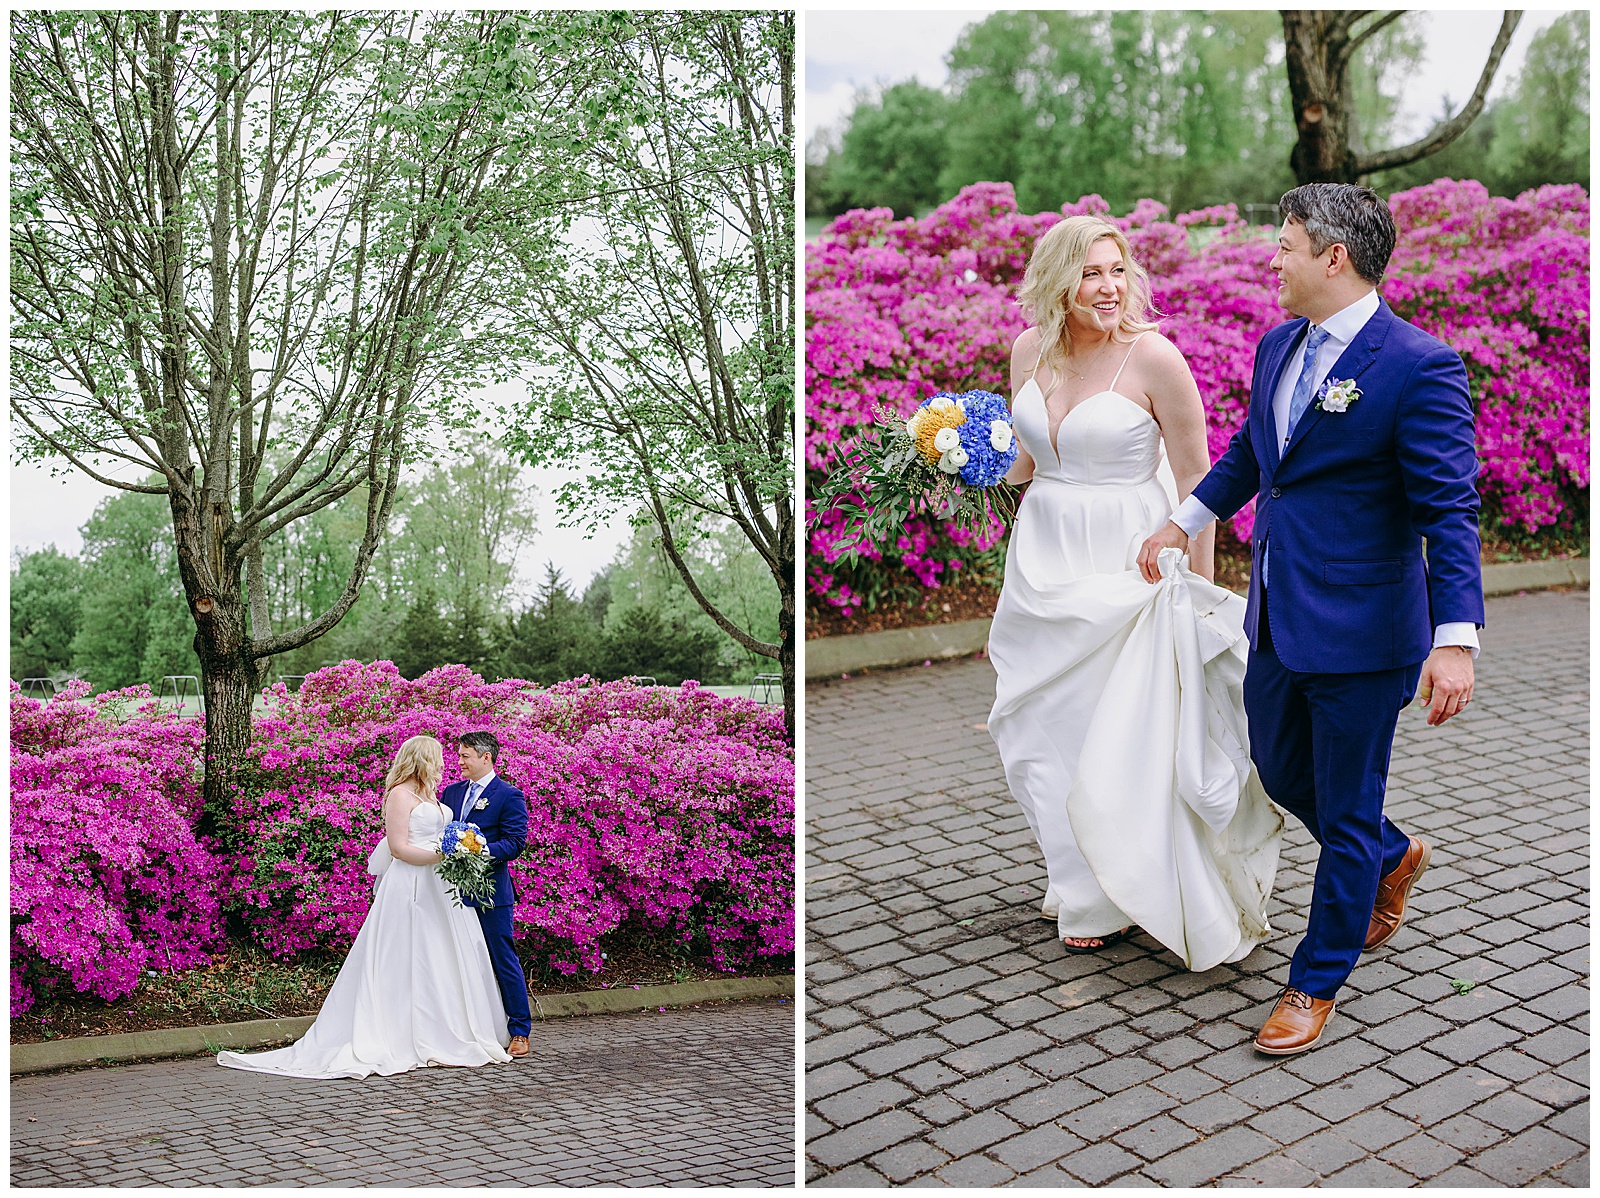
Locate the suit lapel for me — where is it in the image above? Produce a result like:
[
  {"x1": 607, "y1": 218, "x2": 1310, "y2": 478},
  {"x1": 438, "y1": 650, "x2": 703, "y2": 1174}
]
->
[
  {"x1": 1279, "y1": 301, "x2": 1392, "y2": 466},
  {"x1": 1259, "y1": 320, "x2": 1306, "y2": 474}
]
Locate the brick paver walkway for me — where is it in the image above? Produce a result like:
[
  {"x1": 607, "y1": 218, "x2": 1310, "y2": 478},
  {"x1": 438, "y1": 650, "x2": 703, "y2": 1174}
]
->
[
  {"x1": 806, "y1": 589, "x2": 1588, "y2": 1187},
  {"x1": 13, "y1": 1001, "x2": 794, "y2": 1187}
]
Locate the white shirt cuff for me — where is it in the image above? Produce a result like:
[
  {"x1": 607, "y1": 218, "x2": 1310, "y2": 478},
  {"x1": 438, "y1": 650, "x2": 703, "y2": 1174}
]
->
[
  {"x1": 1433, "y1": 622, "x2": 1481, "y2": 658},
  {"x1": 1170, "y1": 495, "x2": 1218, "y2": 539}
]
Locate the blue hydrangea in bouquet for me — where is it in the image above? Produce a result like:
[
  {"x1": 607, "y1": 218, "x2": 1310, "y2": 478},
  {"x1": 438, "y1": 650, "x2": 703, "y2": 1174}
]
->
[
  {"x1": 434, "y1": 820, "x2": 495, "y2": 907},
  {"x1": 814, "y1": 390, "x2": 1020, "y2": 563}
]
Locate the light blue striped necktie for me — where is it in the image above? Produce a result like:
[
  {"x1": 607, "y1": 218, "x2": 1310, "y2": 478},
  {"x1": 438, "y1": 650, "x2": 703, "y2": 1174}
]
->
[{"x1": 1284, "y1": 324, "x2": 1333, "y2": 445}]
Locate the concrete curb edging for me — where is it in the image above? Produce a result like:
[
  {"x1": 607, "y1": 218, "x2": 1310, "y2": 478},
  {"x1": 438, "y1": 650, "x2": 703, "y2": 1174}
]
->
[
  {"x1": 804, "y1": 557, "x2": 1587, "y2": 680},
  {"x1": 10, "y1": 975, "x2": 794, "y2": 1076}
]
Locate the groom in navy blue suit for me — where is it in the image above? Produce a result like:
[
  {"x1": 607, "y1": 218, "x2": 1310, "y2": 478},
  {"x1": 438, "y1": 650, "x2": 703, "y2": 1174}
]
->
[
  {"x1": 446, "y1": 730, "x2": 533, "y2": 1057},
  {"x1": 1140, "y1": 183, "x2": 1484, "y2": 1055}
]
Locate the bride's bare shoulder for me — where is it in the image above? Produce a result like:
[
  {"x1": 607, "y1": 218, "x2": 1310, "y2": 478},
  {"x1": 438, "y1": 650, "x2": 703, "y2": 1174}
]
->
[
  {"x1": 1134, "y1": 329, "x2": 1193, "y2": 377},
  {"x1": 383, "y1": 785, "x2": 423, "y2": 813},
  {"x1": 1010, "y1": 326, "x2": 1042, "y2": 362}
]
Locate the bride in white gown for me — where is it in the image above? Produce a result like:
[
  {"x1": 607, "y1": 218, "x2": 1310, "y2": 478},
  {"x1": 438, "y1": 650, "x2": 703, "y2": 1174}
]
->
[
  {"x1": 218, "y1": 735, "x2": 511, "y2": 1078},
  {"x1": 987, "y1": 215, "x2": 1283, "y2": 971}
]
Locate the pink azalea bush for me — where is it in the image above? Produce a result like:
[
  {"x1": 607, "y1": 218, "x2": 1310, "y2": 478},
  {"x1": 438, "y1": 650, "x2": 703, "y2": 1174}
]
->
[
  {"x1": 11, "y1": 682, "x2": 221, "y2": 1015},
  {"x1": 228, "y1": 661, "x2": 794, "y2": 975},
  {"x1": 10, "y1": 664, "x2": 793, "y2": 1015},
  {"x1": 807, "y1": 180, "x2": 1590, "y2": 612}
]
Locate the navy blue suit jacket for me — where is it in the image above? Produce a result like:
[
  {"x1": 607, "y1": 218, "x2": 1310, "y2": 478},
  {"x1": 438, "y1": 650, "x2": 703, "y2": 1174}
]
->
[
  {"x1": 1192, "y1": 299, "x2": 1485, "y2": 673},
  {"x1": 440, "y1": 774, "x2": 527, "y2": 909}
]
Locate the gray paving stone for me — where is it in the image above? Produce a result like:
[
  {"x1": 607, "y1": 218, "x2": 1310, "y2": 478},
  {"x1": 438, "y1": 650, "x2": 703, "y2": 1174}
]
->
[
  {"x1": 1471, "y1": 1126, "x2": 1585, "y2": 1186},
  {"x1": 1379, "y1": 1132, "x2": 1464, "y2": 1179},
  {"x1": 926, "y1": 1108, "x2": 1024, "y2": 1157},
  {"x1": 803, "y1": 591, "x2": 1589, "y2": 1186},
  {"x1": 1284, "y1": 1130, "x2": 1367, "y2": 1175},
  {"x1": 933, "y1": 1153, "x2": 1016, "y2": 1186},
  {"x1": 867, "y1": 1138, "x2": 951, "y2": 1184},
  {"x1": 988, "y1": 1123, "x2": 1088, "y2": 1172},
  {"x1": 1142, "y1": 1125, "x2": 1276, "y2": 1186},
  {"x1": 1111, "y1": 1113, "x2": 1201, "y2": 1161},
  {"x1": 809, "y1": 1109, "x2": 930, "y2": 1170},
  {"x1": 1058, "y1": 1140, "x2": 1143, "y2": 1185},
  {"x1": 1385, "y1": 1065, "x2": 1511, "y2": 1126},
  {"x1": 16, "y1": 1005, "x2": 792, "y2": 1188}
]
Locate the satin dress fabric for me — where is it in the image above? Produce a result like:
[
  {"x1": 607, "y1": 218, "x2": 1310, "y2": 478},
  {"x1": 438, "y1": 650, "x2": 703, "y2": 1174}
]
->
[
  {"x1": 987, "y1": 376, "x2": 1284, "y2": 971},
  {"x1": 218, "y1": 800, "x2": 511, "y2": 1078}
]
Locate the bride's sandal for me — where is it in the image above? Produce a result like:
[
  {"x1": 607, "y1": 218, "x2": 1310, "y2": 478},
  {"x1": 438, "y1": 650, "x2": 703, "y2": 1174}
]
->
[{"x1": 1061, "y1": 926, "x2": 1137, "y2": 955}]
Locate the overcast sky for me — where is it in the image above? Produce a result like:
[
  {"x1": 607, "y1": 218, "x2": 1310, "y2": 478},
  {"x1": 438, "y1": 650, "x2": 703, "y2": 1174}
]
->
[
  {"x1": 9, "y1": 382, "x2": 634, "y2": 598},
  {"x1": 805, "y1": 9, "x2": 1568, "y2": 145}
]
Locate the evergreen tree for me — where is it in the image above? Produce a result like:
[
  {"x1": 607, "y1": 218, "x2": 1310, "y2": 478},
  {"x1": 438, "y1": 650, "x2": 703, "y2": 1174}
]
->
[
  {"x1": 393, "y1": 592, "x2": 454, "y2": 680},
  {"x1": 10, "y1": 547, "x2": 83, "y2": 681},
  {"x1": 69, "y1": 492, "x2": 199, "y2": 691},
  {"x1": 496, "y1": 565, "x2": 604, "y2": 685}
]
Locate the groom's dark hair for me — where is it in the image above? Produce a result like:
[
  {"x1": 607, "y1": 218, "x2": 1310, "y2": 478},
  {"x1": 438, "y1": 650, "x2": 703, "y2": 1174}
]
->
[
  {"x1": 1279, "y1": 183, "x2": 1397, "y2": 287},
  {"x1": 458, "y1": 730, "x2": 500, "y2": 763}
]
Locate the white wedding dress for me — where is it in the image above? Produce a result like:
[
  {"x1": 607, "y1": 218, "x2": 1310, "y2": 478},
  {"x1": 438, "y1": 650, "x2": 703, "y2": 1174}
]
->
[
  {"x1": 218, "y1": 800, "x2": 511, "y2": 1078},
  {"x1": 987, "y1": 348, "x2": 1283, "y2": 972}
]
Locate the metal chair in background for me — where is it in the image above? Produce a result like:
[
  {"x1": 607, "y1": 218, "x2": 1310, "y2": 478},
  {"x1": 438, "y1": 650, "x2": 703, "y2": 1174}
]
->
[
  {"x1": 158, "y1": 675, "x2": 204, "y2": 717},
  {"x1": 748, "y1": 673, "x2": 781, "y2": 705},
  {"x1": 16, "y1": 678, "x2": 58, "y2": 702}
]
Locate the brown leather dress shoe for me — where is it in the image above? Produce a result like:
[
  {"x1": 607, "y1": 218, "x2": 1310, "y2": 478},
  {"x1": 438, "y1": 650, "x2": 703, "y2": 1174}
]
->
[
  {"x1": 1254, "y1": 987, "x2": 1335, "y2": 1055},
  {"x1": 1365, "y1": 836, "x2": 1432, "y2": 952},
  {"x1": 508, "y1": 1035, "x2": 530, "y2": 1058}
]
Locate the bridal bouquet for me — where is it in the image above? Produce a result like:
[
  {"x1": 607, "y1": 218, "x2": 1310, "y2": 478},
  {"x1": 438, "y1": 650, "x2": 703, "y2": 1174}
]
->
[
  {"x1": 435, "y1": 820, "x2": 496, "y2": 906},
  {"x1": 814, "y1": 390, "x2": 1020, "y2": 563}
]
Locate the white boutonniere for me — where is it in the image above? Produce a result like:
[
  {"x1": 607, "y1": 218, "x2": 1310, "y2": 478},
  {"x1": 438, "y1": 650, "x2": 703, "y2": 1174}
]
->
[
  {"x1": 473, "y1": 796, "x2": 489, "y2": 811},
  {"x1": 1317, "y1": 377, "x2": 1361, "y2": 413}
]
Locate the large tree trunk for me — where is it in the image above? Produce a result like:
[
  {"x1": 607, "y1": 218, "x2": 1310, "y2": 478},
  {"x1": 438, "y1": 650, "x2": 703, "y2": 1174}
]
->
[
  {"x1": 1282, "y1": 11, "x2": 1361, "y2": 184},
  {"x1": 1282, "y1": 10, "x2": 1523, "y2": 186},
  {"x1": 777, "y1": 537, "x2": 796, "y2": 744},
  {"x1": 196, "y1": 633, "x2": 258, "y2": 841}
]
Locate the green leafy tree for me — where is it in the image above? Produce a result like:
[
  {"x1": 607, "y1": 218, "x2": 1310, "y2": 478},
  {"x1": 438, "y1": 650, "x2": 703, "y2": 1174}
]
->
[
  {"x1": 825, "y1": 81, "x2": 951, "y2": 216},
  {"x1": 10, "y1": 547, "x2": 84, "y2": 681},
  {"x1": 504, "y1": 11, "x2": 796, "y2": 737},
  {"x1": 1487, "y1": 13, "x2": 1589, "y2": 194},
  {"x1": 11, "y1": 10, "x2": 596, "y2": 828},
  {"x1": 67, "y1": 492, "x2": 200, "y2": 691}
]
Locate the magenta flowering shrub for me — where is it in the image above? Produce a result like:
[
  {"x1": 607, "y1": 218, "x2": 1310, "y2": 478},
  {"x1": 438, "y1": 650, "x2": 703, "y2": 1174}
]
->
[
  {"x1": 229, "y1": 661, "x2": 794, "y2": 974},
  {"x1": 10, "y1": 682, "x2": 220, "y2": 1015},
  {"x1": 807, "y1": 180, "x2": 1590, "y2": 611},
  {"x1": 1384, "y1": 180, "x2": 1589, "y2": 533}
]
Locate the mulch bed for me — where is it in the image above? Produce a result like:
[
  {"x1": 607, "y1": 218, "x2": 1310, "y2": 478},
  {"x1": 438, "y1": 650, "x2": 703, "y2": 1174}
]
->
[{"x1": 11, "y1": 936, "x2": 793, "y2": 1045}]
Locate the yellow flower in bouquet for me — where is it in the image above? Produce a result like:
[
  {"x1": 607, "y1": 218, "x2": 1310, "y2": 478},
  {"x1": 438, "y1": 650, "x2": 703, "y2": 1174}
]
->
[
  {"x1": 458, "y1": 828, "x2": 486, "y2": 855},
  {"x1": 906, "y1": 396, "x2": 967, "y2": 465}
]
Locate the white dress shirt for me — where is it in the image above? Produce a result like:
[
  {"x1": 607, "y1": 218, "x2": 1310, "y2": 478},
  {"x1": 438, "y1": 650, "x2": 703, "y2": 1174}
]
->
[
  {"x1": 463, "y1": 770, "x2": 497, "y2": 813},
  {"x1": 1170, "y1": 289, "x2": 1479, "y2": 655}
]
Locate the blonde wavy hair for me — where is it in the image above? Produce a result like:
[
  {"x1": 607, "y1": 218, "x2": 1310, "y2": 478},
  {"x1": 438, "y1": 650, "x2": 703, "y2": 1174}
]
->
[
  {"x1": 1018, "y1": 215, "x2": 1160, "y2": 373},
  {"x1": 384, "y1": 735, "x2": 444, "y2": 800}
]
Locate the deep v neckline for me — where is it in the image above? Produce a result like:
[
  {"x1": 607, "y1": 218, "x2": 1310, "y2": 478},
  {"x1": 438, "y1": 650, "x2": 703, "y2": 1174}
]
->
[{"x1": 1020, "y1": 380, "x2": 1158, "y2": 465}]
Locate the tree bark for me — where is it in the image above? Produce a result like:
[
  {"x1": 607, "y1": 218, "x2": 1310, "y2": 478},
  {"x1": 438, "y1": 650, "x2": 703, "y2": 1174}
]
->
[
  {"x1": 1282, "y1": 11, "x2": 1362, "y2": 184},
  {"x1": 1282, "y1": 10, "x2": 1522, "y2": 185}
]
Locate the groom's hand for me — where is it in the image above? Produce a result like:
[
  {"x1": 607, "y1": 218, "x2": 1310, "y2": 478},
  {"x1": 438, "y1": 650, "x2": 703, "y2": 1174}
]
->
[
  {"x1": 1137, "y1": 522, "x2": 1190, "y2": 583},
  {"x1": 1416, "y1": 646, "x2": 1474, "y2": 726}
]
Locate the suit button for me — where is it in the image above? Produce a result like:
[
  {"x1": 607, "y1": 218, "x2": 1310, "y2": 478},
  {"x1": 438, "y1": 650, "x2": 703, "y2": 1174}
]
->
[{"x1": 1270, "y1": 487, "x2": 1282, "y2": 498}]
